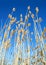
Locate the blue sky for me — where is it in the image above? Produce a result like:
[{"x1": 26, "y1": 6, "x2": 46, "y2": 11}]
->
[{"x1": 0, "y1": 0, "x2": 46, "y2": 29}]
